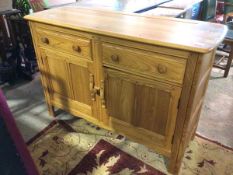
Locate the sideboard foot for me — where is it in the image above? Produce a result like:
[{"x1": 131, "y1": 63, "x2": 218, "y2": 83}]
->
[
  {"x1": 47, "y1": 105, "x2": 55, "y2": 117},
  {"x1": 168, "y1": 163, "x2": 179, "y2": 175}
]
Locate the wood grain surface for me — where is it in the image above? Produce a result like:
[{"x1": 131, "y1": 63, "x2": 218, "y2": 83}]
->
[
  {"x1": 26, "y1": 7, "x2": 226, "y2": 174},
  {"x1": 25, "y1": 6, "x2": 227, "y2": 53}
]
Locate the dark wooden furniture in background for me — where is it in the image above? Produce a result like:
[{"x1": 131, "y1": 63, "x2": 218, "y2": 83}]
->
[
  {"x1": 0, "y1": 9, "x2": 37, "y2": 84},
  {"x1": 221, "y1": 0, "x2": 233, "y2": 22},
  {"x1": 0, "y1": 10, "x2": 20, "y2": 84}
]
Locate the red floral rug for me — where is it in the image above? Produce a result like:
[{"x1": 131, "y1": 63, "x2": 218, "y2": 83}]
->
[
  {"x1": 27, "y1": 119, "x2": 233, "y2": 175},
  {"x1": 69, "y1": 139, "x2": 164, "y2": 175}
]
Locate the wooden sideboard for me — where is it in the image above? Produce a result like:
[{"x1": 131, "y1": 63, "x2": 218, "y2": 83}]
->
[{"x1": 25, "y1": 7, "x2": 226, "y2": 174}]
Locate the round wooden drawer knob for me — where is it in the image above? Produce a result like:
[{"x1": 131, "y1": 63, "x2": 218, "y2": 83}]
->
[
  {"x1": 41, "y1": 37, "x2": 49, "y2": 44},
  {"x1": 157, "y1": 64, "x2": 167, "y2": 74},
  {"x1": 111, "y1": 55, "x2": 119, "y2": 62},
  {"x1": 73, "y1": 45, "x2": 82, "y2": 53}
]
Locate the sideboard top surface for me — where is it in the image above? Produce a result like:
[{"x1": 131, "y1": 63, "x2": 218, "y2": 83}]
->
[{"x1": 25, "y1": 6, "x2": 227, "y2": 53}]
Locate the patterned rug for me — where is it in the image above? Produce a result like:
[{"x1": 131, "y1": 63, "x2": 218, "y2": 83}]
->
[{"x1": 27, "y1": 118, "x2": 233, "y2": 175}]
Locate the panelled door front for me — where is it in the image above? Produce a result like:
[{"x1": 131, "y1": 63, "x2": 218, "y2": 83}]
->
[
  {"x1": 103, "y1": 68, "x2": 181, "y2": 153},
  {"x1": 40, "y1": 49, "x2": 72, "y2": 99},
  {"x1": 40, "y1": 49, "x2": 97, "y2": 120}
]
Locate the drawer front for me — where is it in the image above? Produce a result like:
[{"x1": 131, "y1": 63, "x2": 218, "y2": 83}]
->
[
  {"x1": 102, "y1": 43, "x2": 186, "y2": 84},
  {"x1": 36, "y1": 28, "x2": 92, "y2": 59}
]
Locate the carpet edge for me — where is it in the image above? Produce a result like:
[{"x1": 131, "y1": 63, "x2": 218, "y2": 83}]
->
[
  {"x1": 196, "y1": 133, "x2": 233, "y2": 151},
  {"x1": 26, "y1": 120, "x2": 58, "y2": 145}
]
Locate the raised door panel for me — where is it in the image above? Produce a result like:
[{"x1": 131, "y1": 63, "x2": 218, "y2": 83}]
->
[
  {"x1": 68, "y1": 59, "x2": 94, "y2": 105},
  {"x1": 66, "y1": 55, "x2": 97, "y2": 121},
  {"x1": 41, "y1": 50, "x2": 72, "y2": 98},
  {"x1": 104, "y1": 69, "x2": 181, "y2": 152},
  {"x1": 134, "y1": 85, "x2": 171, "y2": 135},
  {"x1": 41, "y1": 49, "x2": 96, "y2": 121}
]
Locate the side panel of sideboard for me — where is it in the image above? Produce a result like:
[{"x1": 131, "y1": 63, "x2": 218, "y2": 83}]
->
[
  {"x1": 169, "y1": 50, "x2": 216, "y2": 174},
  {"x1": 29, "y1": 22, "x2": 55, "y2": 117}
]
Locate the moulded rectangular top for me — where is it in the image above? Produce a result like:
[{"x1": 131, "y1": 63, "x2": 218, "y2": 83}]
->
[{"x1": 24, "y1": 6, "x2": 227, "y2": 53}]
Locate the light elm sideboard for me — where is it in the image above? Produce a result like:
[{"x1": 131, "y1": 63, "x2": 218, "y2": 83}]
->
[{"x1": 25, "y1": 7, "x2": 226, "y2": 174}]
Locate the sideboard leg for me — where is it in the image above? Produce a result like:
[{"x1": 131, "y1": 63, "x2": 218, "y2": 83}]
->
[
  {"x1": 47, "y1": 104, "x2": 55, "y2": 117},
  {"x1": 168, "y1": 157, "x2": 181, "y2": 175},
  {"x1": 168, "y1": 146, "x2": 186, "y2": 175},
  {"x1": 191, "y1": 126, "x2": 197, "y2": 140}
]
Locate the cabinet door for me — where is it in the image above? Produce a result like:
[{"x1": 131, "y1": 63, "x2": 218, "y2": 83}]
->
[
  {"x1": 67, "y1": 55, "x2": 97, "y2": 119},
  {"x1": 41, "y1": 49, "x2": 96, "y2": 120},
  {"x1": 41, "y1": 50, "x2": 72, "y2": 99},
  {"x1": 103, "y1": 69, "x2": 181, "y2": 152}
]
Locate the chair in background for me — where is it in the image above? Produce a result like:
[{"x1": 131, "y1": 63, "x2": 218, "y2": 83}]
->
[
  {"x1": 214, "y1": 24, "x2": 233, "y2": 77},
  {"x1": 0, "y1": 89, "x2": 39, "y2": 175},
  {"x1": 212, "y1": 1, "x2": 233, "y2": 77},
  {"x1": 215, "y1": 0, "x2": 225, "y2": 22},
  {"x1": 223, "y1": 0, "x2": 233, "y2": 22}
]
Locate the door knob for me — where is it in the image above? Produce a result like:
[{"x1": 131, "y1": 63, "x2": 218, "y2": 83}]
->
[
  {"x1": 41, "y1": 37, "x2": 49, "y2": 44},
  {"x1": 157, "y1": 64, "x2": 167, "y2": 74},
  {"x1": 73, "y1": 45, "x2": 82, "y2": 53},
  {"x1": 111, "y1": 54, "x2": 119, "y2": 62}
]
